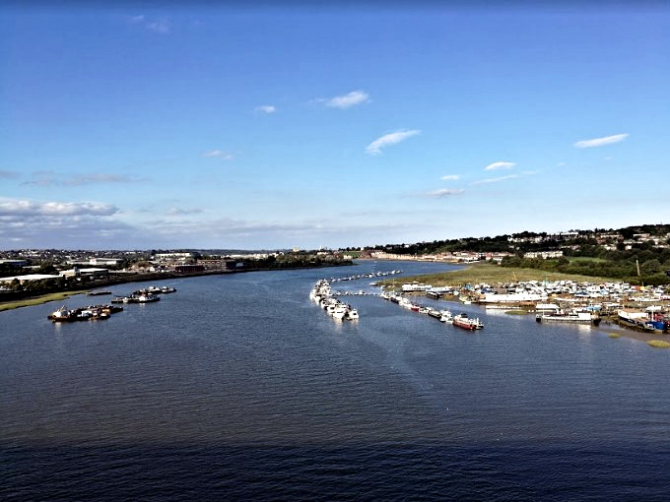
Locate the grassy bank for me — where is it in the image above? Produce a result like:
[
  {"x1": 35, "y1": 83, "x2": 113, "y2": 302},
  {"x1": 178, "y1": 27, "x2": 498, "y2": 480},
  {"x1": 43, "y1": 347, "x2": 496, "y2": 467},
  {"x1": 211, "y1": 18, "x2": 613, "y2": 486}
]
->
[
  {"x1": 380, "y1": 263, "x2": 613, "y2": 287},
  {"x1": 0, "y1": 291, "x2": 87, "y2": 312}
]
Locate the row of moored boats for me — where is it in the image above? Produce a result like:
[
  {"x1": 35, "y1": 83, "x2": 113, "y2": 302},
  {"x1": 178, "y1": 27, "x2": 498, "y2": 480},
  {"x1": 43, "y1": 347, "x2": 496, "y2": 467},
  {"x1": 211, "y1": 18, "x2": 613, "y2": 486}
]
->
[
  {"x1": 48, "y1": 304, "x2": 123, "y2": 322},
  {"x1": 381, "y1": 291, "x2": 484, "y2": 330},
  {"x1": 310, "y1": 280, "x2": 359, "y2": 320},
  {"x1": 330, "y1": 270, "x2": 402, "y2": 283},
  {"x1": 110, "y1": 286, "x2": 176, "y2": 304}
]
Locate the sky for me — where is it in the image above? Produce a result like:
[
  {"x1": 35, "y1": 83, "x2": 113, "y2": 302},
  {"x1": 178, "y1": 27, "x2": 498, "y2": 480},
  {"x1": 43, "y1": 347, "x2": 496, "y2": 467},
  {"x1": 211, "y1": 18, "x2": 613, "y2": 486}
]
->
[{"x1": 1, "y1": 2, "x2": 669, "y2": 250}]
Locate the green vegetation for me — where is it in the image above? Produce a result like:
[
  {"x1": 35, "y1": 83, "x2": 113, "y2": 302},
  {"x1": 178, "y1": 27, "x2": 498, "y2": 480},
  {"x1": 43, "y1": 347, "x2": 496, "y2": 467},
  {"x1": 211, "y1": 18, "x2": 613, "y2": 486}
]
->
[
  {"x1": 501, "y1": 252, "x2": 670, "y2": 285},
  {"x1": 0, "y1": 291, "x2": 85, "y2": 312},
  {"x1": 251, "y1": 252, "x2": 352, "y2": 269},
  {"x1": 647, "y1": 340, "x2": 670, "y2": 349},
  {"x1": 380, "y1": 263, "x2": 612, "y2": 288},
  {"x1": 567, "y1": 257, "x2": 607, "y2": 263},
  {"x1": 371, "y1": 223, "x2": 670, "y2": 286}
]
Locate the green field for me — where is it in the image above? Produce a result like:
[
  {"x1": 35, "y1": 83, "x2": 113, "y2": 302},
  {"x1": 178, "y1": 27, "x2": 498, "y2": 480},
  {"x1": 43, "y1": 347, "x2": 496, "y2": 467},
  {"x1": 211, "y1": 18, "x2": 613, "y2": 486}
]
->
[
  {"x1": 0, "y1": 291, "x2": 86, "y2": 312},
  {"x1": 567, "y1": 257, "x2": 607, "y2": 263},
  {"x1": 380, "y1": 263, "x2": 614, "y2": 287}
]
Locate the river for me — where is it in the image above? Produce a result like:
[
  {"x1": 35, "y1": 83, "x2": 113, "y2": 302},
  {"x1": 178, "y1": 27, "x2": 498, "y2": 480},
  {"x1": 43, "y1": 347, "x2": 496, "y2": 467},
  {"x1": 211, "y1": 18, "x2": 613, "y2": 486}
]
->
[{"x1": 1, "y1": 260, "x2": 669, "y2": 501}]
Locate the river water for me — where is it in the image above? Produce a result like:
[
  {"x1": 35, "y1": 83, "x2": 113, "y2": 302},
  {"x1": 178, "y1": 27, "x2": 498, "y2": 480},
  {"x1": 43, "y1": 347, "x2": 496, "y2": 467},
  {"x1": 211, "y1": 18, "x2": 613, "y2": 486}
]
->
[{"x1": 1, "y1": 260, "x2": 669, "y2": 501}]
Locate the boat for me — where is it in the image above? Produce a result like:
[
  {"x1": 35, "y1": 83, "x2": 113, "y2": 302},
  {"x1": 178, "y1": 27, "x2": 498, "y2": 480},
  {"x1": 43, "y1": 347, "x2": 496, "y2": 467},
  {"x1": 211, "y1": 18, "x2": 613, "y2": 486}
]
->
[
  {"x1": 332, "y1": 305, "x2": 347, "y2": 319},
  {"x1": 48, "y1": 305, "x2": 76, "y2": 322},
  {"x1": 346, "y1": 309, "x2": 359, "y2": 320},
  {"x1": 427, "y1": 309, "x2": 443, "y2": 320},
  {"x1": 617, "y1": 310, "x2": 655, "y2": 332},
  {"x1": 453, "y1": 313, "x2": 483, "y2": 330},
  {"x1": 137, "y1": 293, "x2": 160, "y2": 303},
  {"x1": 536, "y1": 310, "x2": 600, "y2": 325},
  {"x1": 439, "y1": 310, "x2": 454, "y2": 324}
]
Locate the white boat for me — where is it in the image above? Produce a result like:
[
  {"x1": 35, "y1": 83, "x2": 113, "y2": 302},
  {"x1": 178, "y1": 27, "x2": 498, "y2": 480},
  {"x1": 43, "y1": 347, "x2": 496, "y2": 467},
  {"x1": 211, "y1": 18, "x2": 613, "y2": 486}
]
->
[
  {"x1": 333, "y1": 306, "x2": 347, "y2": 319},
  {"x1": 137, "y1": 293, "x2": 160, "y2": 303},
  {"x1": 439, "y1": 310, "x2": 454, "y2": 323},
  {"x1": 536, "y1": 310, "x2": 599, "y2": 325},
  {"x1": 346, "y1": 309, "x2": 359, "y2": 320}
]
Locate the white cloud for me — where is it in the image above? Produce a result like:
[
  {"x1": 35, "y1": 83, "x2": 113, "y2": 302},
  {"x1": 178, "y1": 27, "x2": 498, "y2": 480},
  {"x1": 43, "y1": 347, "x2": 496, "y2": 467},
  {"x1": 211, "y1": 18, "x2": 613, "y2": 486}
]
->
[
  {"x1": 426, "y1": 188, "x2": 465, "y2": 198},
  {"x1": 202, "y1": 150, "x2": 234, "y2": 161},
  {"x1": 470, "y1": 174, "x2": 519, "y2": 186},
  {"x1": 146, "y1": 18, "x2": 171, "y2": 34},
  {"x1": 325, "y1": 90, "x2": 370, "y2": 109},
  {"x1": 0, "y1": 197, "x2": 118, "y2": 218},
  {"x1": 484, "y1": 161, "x2": 515, "y2": 171},
  {"x1": 574, "y1": 133, "x2": 629, "y2": 149},
  {"x1": 255, "y1": 105, "x2": 277, "y2": 114},
  {"x1": 366, "y1": 129, "x2": 420, "y2": 155},
  {"x1": 441, "y1": 174, "x2": 460, "y2": 181},
  {"x1": 129, "y1": 15, "x2": 145, "y2": 24}
]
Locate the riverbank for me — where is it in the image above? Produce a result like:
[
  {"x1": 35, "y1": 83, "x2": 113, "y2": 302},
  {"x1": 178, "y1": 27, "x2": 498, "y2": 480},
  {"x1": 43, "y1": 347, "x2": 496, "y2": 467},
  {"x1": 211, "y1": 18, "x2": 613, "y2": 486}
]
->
[
  {"x1": 379, "y1": 262, "x2": 612, "y2": 286},
  {"x1": 0, "y1": 290, "x2": 88, "y2": 312}
]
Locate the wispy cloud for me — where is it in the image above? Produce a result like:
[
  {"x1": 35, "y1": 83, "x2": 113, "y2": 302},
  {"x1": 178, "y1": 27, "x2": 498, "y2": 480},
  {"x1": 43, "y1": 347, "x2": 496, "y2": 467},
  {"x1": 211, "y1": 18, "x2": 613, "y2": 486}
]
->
[
  {"x1": 325, "y1": 90, "x2": 370, "y2": 109},
  {"x1": 202, "y1": 150, "x2": 234, "y2": 161},
  {"x1": 129, "y1": 15, "x2": 171, "y2": 34},
  {"x1": 21, "y1": 172, "x2": 146, "y2": 187},
  {"x1": 0, "y1": 170, "x2": 20, "y2": 179},
  {"x1": 425, "y1": 188, "x2": 465, "y2": 198},
  {"x1": 441, "y1": 174, "x2": 460, "y2": 181},
  {"x1": 484, "y1": 161, "x2": 515, "y2": 171},
  {"x1": 366, "y1": 129, "x2": 420, "y2": 155},
  {"x1": 470, "y1": 174, "x2": 519, "y2": 186},
  {"x1": 146, "y1": 18, "x2": 171, "y2": 34},
  {"x1": 255, "y1": 105, "x2": 277, "y2": 114},
  {"x1": 167, "y1": 207, "x2": 204, "y2": 216},
  {"x1": 574, "y1": 133, "x2": 628, "y2": 149},
  {"x1": 64, "y1": 174, "x2": 145, "y2": 186}
]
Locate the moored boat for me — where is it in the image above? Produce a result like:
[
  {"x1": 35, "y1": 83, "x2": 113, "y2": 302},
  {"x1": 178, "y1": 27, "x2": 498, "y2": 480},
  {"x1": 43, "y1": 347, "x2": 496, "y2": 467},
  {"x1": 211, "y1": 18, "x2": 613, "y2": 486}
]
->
[
  {"x1": 453, "y1": 313, "x2": 483, "y2": 330},
  {"x1": 536, "y1": 310, "x2": 600, "y2": 325}
]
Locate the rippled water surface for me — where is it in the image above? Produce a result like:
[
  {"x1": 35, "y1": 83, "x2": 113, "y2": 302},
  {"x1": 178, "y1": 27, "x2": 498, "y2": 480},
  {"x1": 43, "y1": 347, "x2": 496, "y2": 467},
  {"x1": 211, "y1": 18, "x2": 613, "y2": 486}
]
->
[{"x1": 2, "y1": 261, "x2": 669, "y2": 501}]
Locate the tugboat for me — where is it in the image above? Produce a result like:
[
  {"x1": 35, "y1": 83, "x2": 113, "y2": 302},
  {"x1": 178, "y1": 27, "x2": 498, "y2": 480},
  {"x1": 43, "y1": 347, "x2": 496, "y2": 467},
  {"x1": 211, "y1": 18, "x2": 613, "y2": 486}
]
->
[{"x1": 453, "y1": 313, "x2": 484, "y2": 330}]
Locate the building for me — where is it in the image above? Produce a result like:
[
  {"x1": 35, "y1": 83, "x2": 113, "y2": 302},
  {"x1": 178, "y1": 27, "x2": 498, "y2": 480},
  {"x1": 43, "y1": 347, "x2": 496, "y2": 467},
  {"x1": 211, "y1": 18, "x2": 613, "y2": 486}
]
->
[
  {"x1": 0, "y1": 259, "x2": 29, "y2": 268},
  {"x1": 0, "y1": 274, "x2": 60, "y2": 285},
  {"x1": 59, "y1": 268, "x2": 110, "y2": 280},
  {"x1": 524, "y1": 251, "x2": 564, "y2": 259}
]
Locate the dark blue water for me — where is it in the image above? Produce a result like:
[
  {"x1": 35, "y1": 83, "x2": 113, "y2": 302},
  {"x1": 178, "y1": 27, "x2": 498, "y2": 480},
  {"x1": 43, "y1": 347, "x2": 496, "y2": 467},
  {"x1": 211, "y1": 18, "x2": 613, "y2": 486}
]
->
[{"x1": 1, "y1": 261, "x2": 669, "y2": 501}]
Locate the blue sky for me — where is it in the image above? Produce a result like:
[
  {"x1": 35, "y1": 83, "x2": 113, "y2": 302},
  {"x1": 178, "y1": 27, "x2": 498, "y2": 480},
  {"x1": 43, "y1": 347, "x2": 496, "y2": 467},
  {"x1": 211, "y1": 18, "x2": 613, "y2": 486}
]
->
[{"x1": 1, "y1": 4, "x2": 669, "y2": 250}]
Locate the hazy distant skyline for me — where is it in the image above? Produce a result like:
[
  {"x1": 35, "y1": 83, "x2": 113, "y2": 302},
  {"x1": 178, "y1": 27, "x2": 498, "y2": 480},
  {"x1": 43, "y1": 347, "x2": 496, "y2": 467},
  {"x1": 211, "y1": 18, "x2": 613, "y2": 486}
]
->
[{"x1": 1, "y1": 4, "x2": 669, "y2": 249}]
